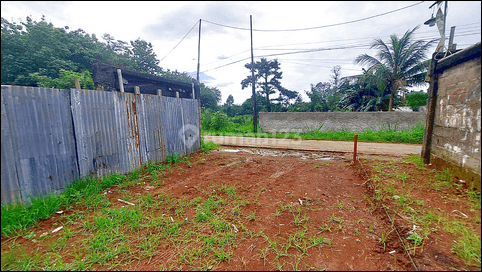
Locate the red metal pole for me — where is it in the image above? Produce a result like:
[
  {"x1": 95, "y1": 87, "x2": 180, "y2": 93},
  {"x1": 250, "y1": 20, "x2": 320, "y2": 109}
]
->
[{"x1": 353, "y1": 134, "x2": 358, "y2": 162}]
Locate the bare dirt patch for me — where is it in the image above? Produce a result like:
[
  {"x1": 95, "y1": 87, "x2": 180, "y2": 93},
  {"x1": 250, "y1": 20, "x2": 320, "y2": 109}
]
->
[{"x1": 1, "y1": 147, "x2": 480, "y2": 271}]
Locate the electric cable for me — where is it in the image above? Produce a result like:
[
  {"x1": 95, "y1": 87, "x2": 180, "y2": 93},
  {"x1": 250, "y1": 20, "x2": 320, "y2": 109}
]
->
[
  {"x1": 201, "y1": 1, "x2": 424, "y2": 32},
  {"x1": 198, "y1": 23, "x2": 480, "y2": 70},
  {"x1": 201, "y1": 44, "x2": 370, "y2": 73},
  {"x1": 159, "y1": 20, "x2": 199, "y2": 63},
  {"x1": 244, "y1": 22, "x2": 480, "y2": 50},
  {"x1": 280, "y1": 60, "x2": 362, "y2": 71}
]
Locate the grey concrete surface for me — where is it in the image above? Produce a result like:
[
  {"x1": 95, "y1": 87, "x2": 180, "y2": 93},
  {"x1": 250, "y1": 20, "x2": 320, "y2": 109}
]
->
[
  {"x1": 204, "y1": 135, "x2": 422, "y2": 156},
  {"x1": 260, "y1": 112, "x2": 424, "y2": 133}
]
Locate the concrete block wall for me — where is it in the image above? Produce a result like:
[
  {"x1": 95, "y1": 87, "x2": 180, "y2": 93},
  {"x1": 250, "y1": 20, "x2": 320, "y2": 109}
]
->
[
  {"x1": 259, "y1": 112, "x2": 424, "y2": 133},
  {"x1": 431, "y1": 46, "x2": 481, "y2": 188}
]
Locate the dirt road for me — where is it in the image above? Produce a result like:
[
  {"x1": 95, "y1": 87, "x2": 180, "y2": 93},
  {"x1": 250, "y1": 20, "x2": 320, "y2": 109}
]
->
[{"x1": 204, "y1": 135, "x2": 422, "y2": 156}]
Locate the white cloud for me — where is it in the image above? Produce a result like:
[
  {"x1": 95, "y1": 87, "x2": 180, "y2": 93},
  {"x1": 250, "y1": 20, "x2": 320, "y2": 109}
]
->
[{"x1": 1, "y1": 1, "x2": 480, "y2": 105}]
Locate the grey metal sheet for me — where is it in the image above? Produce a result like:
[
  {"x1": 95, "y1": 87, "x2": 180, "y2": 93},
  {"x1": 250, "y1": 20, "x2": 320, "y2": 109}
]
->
[
  {"x1": 1, "y1": 86, "x2": 200, "y2": 205},
  {"x1": 71, "y1": 89, "x2": 123, "y2": 177},
  {"x1": 142, "y1": 95, "x2": 166, "y2": 163},
  {"x1": 1, "y1": 86, "x2": 79, "y2": 204},
  {"x1": 1, "y1": 88, "x2": 22, "y2": 204}
]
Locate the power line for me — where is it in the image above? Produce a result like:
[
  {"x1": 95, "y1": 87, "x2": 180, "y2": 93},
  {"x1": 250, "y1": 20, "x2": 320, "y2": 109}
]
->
[
  {"x1": 201, "y1": 1, "x2": 424, "y2": 32},
  {"x1": 198, "y1": 21, "x2": 480, "y2": 70},
  {"x1": 234, "y1": 21, "x2": 480, "y2": 51},
  {"x1": 200, "y1": 30, "x2": 480, "y2": 72},
  {"x1": 201, "y1": 44, "x2": 371, "y2": 72},
  {"x1": 159, "y1": 20, "x2": 199, "y2": 63},
  {"x1": 280, "y1": 60, "x2": 362, "y2": 71}
]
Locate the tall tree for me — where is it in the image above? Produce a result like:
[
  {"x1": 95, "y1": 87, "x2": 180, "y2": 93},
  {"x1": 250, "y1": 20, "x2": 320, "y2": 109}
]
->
[
  {"x1": 241, "y1": 58, "x2": 285, "y2": 112},
  {"x1": 277, "y1": 87, "x2": 299, "y2": 108},
  {"x1": 129, "y1": 38, "x2": 161, "y2": 75},
  {"x1": 306, "y1": 83, "x2": 328, "y2": 112},
  {"x1": 225, "y1": 94, "x2": 234, "y2": 106},
  {"x1": 330, "y1": 65, "x2": 342, "y2": 89},
  {"x1": 339, "y1": 69, "x2": 391, "y2": 111},
  {"x1": 354, "y1": 26, "x2": 436, "y2": 111}
]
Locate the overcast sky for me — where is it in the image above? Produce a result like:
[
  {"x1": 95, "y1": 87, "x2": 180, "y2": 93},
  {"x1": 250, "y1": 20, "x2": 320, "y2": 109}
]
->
[{"x1": 2, "y1": 1, "x2": 481, "y2": 104}]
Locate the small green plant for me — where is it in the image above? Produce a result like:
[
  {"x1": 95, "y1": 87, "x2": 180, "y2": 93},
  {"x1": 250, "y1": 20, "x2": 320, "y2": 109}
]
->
[
  {"x1": 407, "y1": 231, "x2": 423, "y2": 246},
  {"x1": 379, "y1": 229, "x2": 394, "y2": 251},
  {"x1": 48, "y1": 237, "x2": 67, "y2": 251},
  {"x1": 259, "y1": 246, "x2": 270, "y2": 266},
  {"x1": 199, "y1": 137, "x2": 219, "y2": 153},
  {"x1": 317, "y1": 223, "x2": 331, "y2": 234},
  {"x1": 22, "y1": 231, "x2": 36, "y2": 240},
  {"x1": 245, "y1": 212, "x2": 256, "y2": 221},
  {"x1": 272, "y1": 209, "x2": 282, "y2": 217},
  {"x1": 292, "y1": 214, "x2": 303, "y2": 226},
  {"x1": 397, "y1": 173, "x2": 410, "y2": 186},
  {"x1": 435, "y1": 169, "x2": 453, "y2": 187},
  {"x1": 63, "y1": 227, "x2": 73, "y2": 239},
  {"x1": 239, "y1": 257, "x2": 248, "y2": 269},
  {"x1": 329, "y1": 213, "x2": 343, "y2": 224}
]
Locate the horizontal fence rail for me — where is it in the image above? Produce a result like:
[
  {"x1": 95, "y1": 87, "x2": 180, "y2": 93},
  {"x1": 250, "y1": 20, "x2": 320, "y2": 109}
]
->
[{"x1": 1, "y1": 85, "x2": 200, "y2": 205}]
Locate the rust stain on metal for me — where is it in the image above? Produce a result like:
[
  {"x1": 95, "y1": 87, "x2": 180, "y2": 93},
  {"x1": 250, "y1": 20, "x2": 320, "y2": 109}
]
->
[
  {"x1": 131, "y1": 100, "x2": 142, "y2": 165},
  {"x1": 125, "y1": 100, "x2": 134, "y2": 165}
]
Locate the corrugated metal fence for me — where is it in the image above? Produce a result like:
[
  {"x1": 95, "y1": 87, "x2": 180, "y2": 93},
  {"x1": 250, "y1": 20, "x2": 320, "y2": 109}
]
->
[{"x1": 1, "y1": 85, "x2": 200, "y2": 205}]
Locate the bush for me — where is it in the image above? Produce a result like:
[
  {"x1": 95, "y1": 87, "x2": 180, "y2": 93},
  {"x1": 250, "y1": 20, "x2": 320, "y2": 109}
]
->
[
  {"x1": 406, "y1": 91, "x2": 428, "y2": 111},
  {"x1": 30, "y1": 69, "x2": 95, "y2": 90}
]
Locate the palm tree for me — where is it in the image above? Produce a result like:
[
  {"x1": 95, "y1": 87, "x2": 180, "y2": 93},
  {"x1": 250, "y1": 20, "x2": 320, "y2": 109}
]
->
[
  {"x1": 354, "y1": 26, "x2": 437, "y2": 111},
  {"x1": 340, "y1": 69, "x2": 391, "y2": 111}
]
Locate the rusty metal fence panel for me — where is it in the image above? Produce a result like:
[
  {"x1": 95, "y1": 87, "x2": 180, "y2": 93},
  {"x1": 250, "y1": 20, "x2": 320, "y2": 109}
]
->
[
  {"x1": 1, "y1": 86, "x2": 200, "y2": 205},
  {"x1": 1, "y1": 86, "x2": 79, "y2": 205},
  {"x1": 71, "y1": 89, "x2": 125, "y2": 177}
]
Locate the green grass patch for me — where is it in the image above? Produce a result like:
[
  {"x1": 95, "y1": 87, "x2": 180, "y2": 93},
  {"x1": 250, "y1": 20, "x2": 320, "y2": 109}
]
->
[
  {"x1": 202, "y1": 112, "x2": 425, "y2": 144},
  {"x1": 0, "y1": 153, "x2": 187, "y2": 236},
  {"x1": 199, "y1": 136, "x2": 220, "y2": 153}
]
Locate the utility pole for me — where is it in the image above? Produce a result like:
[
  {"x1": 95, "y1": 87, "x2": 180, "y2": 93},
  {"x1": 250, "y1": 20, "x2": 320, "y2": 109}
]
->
[
  {"x1": 197, "y1": 19, "x2": 202, "y2": 143},
  {"x1": 250, "y1": 15, "x2": 257, "y2": 133},
  {"x1": 197, "y1": 19, "x2": 201, "y2": 83}
]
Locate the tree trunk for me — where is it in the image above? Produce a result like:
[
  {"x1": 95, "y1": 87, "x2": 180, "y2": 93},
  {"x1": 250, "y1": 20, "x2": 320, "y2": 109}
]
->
[
  {"x1": 388, "y1": 87, "x2": 395, "y2": 111},
  {"x1": 388, "y1": 92, "x2": 393, "y2": 111}
]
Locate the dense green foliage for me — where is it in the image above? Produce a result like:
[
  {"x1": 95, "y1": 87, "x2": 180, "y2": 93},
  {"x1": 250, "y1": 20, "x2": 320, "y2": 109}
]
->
[
  {"x1": 405, "y1": 91, "x2": 429, "y2": 111},
  {"x1": 202, "y1": 110, "x2": 256, "y2": 133},
  {"x1": 1, "y1": 15, "x2": 221, "y2": 105},
  {"x1": 339, "y1": 69, "x2": 394, "y2": 112},
  {"x1": 354, "y1": 26, "x2": 436, "y2": 111},
  {"x1": 30, "y1": 69, "x2": 94, "y2": 89}
]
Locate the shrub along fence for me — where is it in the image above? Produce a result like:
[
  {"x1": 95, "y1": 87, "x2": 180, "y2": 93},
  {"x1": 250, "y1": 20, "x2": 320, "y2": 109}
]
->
[{"x1": 1, "y1": 85, "x2": 200, "y2": 205}]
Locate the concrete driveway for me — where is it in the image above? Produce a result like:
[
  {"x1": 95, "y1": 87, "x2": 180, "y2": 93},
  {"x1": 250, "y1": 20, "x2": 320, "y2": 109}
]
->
[{"x1": 203, "y1": 135, "x2": 422, "y2": 156}]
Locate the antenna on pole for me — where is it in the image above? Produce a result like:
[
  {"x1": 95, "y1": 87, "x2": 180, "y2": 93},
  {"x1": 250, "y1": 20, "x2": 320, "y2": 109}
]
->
[{"x1": 250, "y1": 15, "x2": 257, "y2": 133}]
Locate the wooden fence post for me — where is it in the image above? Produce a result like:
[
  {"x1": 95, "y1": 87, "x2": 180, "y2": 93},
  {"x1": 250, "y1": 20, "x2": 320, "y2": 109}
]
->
[
  {"x1": 117, "y1": 69, "x2": 124, "y2": 92},
  {"x1": 74, "y1": 78, "x2": 81, "y2": 90}
]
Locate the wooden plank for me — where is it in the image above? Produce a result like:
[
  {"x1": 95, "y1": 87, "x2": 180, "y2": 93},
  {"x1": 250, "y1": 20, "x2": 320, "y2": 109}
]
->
[{"x1": 74, "y1": 78, "x2": 81, "y2": 90}]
